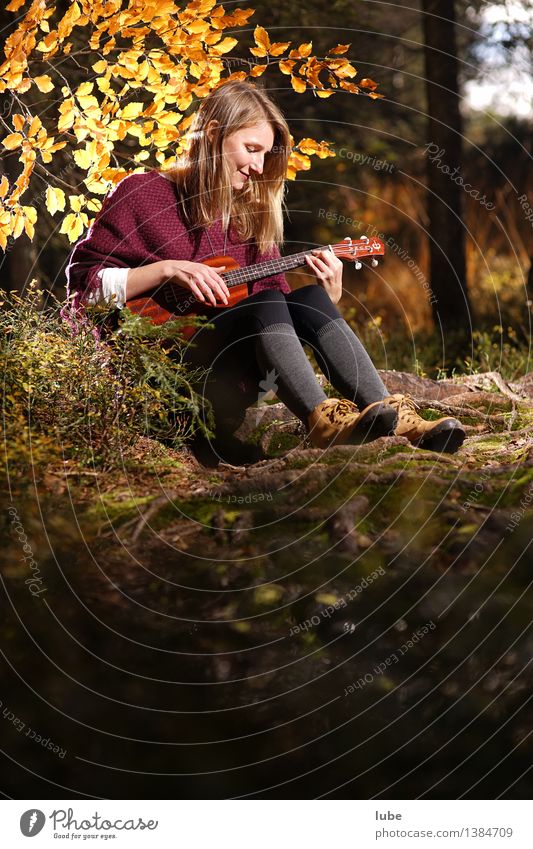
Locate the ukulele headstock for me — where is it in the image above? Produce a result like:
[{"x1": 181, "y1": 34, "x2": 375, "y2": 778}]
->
[{"x1": 333, "y1": 235, "x2": 385, "y2": 269}]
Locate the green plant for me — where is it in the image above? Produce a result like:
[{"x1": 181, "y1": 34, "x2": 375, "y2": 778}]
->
[
  {"x1": 464, "y1": 326, "x2": 531, "y2": 381},
  {"x1": 0, "y1": 288, "x2": 212, "y2": 474}
]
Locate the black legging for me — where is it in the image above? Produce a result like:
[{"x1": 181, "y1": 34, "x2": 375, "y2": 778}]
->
[{"x1": 182, "y1": 284, "x2": 387, "y2": 435}]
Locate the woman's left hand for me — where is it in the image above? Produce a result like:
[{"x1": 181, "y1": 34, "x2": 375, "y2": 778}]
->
[{"x1": 305, "y1": 249, "x2": 343, "y2": 304}]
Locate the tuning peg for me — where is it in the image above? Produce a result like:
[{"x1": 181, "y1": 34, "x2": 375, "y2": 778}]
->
[
  {"x1": 371, "y1": 259, "x2": 379, "y2": 267},
  {"x1": 355, "y1": 261, "x2": 362, "y2": 270}
]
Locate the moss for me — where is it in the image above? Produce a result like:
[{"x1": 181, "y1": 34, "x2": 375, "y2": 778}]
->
[
  {"x1": 85, "y1": 493, "x2": 156, "y2": 527},
  {"x1": 266, "y1": 431, "x2": 301, "y2": 456},
  {"x1": 151, "y1": 498, "x2": 220, "y2": 529},
  {"x1": 507, "y1": 409, "x2": 533, "y2": 431}
]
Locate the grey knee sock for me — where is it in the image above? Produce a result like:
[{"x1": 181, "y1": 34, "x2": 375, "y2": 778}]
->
[
  {"x1": 316, "y1": 318, "x2": 388, "y2": 407},
  {"x1": 255, "y1": 323, "x2": 326, "y2": 422}
]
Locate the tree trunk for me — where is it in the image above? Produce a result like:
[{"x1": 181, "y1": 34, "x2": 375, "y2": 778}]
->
[{"x1": 422, "y1": 0, "x2": 472, "y2": 358}]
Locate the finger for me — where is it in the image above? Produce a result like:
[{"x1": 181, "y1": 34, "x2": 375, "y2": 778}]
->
[
  {"x1": 198, "y1": 276, "x2": 228, "y2": 305},
  {"x1": 198, "y1": 279, "x2": 218, "y2": 307},
  {"x1": 314, "y1": 250, "x2": 337, "y2": 269},
  {"x1": 189, "y1": 282, "x2": 206, "y2": 303},
  {"x1": 305, "y1": 254, "x2": 323, "y2": 272},
  {"x1": 311, "y1": 252, "x2": 330, "y2": 268},
  {"x1": 307, "y1": 254, "x2": 328, "y2": 275},
  {"x1": 207, "y1": 281, "x2": 229, "y2": 305},
  {"x1": 208, "y1": 268, "x2": 230, "y2": 299}
]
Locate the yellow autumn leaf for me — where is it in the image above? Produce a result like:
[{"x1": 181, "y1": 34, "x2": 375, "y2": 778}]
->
[
  {"x1": 16, "y1": 79, "x2": 33, "y2": 94},
  {"x1": 0, "y1": 177, "x2": 8, "y2": 199},
  {"x1": 28, "y1": 116, "x2": 43, "y2": 137},
  {"x1": 96, "y1": 76, "x2": 111, "y2": 94},
  {"x1": 45, "y1": 187, "x2": 66, "y2": 215},
  {"x1": 12, "y1": 208, "x2": 25, "y2": 239},
  {"x1": 58, "y1": 99, "x2": 76, "y2": 133},
  {"x1": 133, "y1": 150, "x2": 150, "y2": 163},
  {"x1": 211, "y1": 36, "x2": 237, "y2": 55},
  {"x1": 279, "y1": 59, "x2": 296, "y2": 75},
  {"x1": 34, "y1": 75, "x2": 54, "y2": 93},
  {"x1": 6, "y1": 0, "x2": 26, "y2": 10},
  {"x1": 298, "y1": 42, "x2": 313, "y2": 57},
  {"x1": 328, "y1": 60, "x2": 357, "y2": 79},
  {"x1": 36, "y1": 33, "x2": 58, "y2": 53},
  {"x1": 60, "y1": 212, "x2": 86, "y2": 242},
  {"x1": 254, "y1": 26, "x2": 270, "y2": 50},
  {"x1": 269, "y1": 42, "x2": 291, "y2": 57},
  {"x1": 92, "y1": 60, "x2": 107, "y2": 74},
  {"x1": 250, "y1": 64, "x2": 267, "y2": 78},
  {"x1": 120, "y1": 101, "x2": 144, "y2": 119},
  {"x1": 289, "y1": 151, "x2": 311, "y2": 171},
  {"x1": 340, "y1": 81, "x2": 360, "y2": 94},
  {"x1": 297, "y1": 138, "x2": 320, "y2": 155},
  {"x1": 176, "y1": 92, "x2": 193, "y2": 111},
  {"x1": 315, "y1": 143, "x2": 335, "y2": 159},
  {"x1": 157, "y1": 111, "x2": 182, "y2": 126},
  {"x1": 69, "y1": 194, "x2": 85, "y2": 212},
  {"x1": 290, "y1": 75, "x2": 306, "y2": 94},
  {"x1": 3, "y1": 133, "x2": 23, "y2": 150},
  {"x1": 22, "y1": 205, "x2": 37, "y2": 240},
  {"x1": 329, "y1": 44, "x2": 350, "y2": 55},
  {"x1": 72, "y1": 149, "x2": 94, "y2": 171},
  {"x1": 12, "y1": 114, "x2": 25, "y2": 132},
  {"x1": 0, "y1": 205, "x2": 10, "y2": 249},
  {"x1": 77, "y1": 94, "x2": 100, "y2": 112},
  {"x1": 204, "y1": 30, "x2": 222, "y2": 45},
  {"x1": 186, "y1": 19, "x2": 210, "y2": 35},
  {"x1": 42, "y1": 139, "x2": 68, "y2": 154},
  {"x1": 224, "y1": 71, "x2": 247, "y2": 83},
  {"x1": 76, "y1": 81, "x2": 94, "y2": 97},
  {"x1": 360, "y1": 78, "x2": 379, "y2": 90},
  {"x1": 86, "y1": 197, "x2": 102, "y2": 212},
  {"x1": 316, "y1": 90, "x2": 334, "y2": 98},
  {"x1": 232, "y1": 8, "x2": 254, "y2": 25}
]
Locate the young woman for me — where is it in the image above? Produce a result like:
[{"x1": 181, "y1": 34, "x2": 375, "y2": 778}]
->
[{"x1": 66, "y1": 81, "x2": 465, "y2": 458}]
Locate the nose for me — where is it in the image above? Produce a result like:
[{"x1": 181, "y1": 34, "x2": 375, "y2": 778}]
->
[{"x1": 249, "y1": 152, "x2": 264, "y2": 175}]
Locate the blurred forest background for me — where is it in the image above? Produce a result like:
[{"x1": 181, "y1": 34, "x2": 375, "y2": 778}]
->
[{"x1": 1, "y1": 0, "x2": 532, "y2": 373}]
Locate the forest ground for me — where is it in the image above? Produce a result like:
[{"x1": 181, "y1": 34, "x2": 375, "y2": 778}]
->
[{"x1": 2, "y1": 369, "x2": 533, "y2": 798}]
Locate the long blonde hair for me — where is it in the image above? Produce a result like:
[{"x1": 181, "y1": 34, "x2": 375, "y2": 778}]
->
[{"x1": 165, "y1": 82, "x2": 292, "y2": 253}]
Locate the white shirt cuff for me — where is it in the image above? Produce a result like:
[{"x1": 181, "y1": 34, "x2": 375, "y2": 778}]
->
[{"x1": 86, "y1": 267, "x2": 129, "y2": 308}]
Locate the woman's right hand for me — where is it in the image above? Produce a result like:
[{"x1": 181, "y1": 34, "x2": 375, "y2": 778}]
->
[{"x1": 160, "y1": 260, "x2": 230, "y2": 307}]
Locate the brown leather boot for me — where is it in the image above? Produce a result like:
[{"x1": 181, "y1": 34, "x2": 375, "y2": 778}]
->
[
  {"x1": 384, "y1": 393, "x2": 465, "y2": 453},
  {"x1": 307, "y1": 398, "x2": 397, "y2": 449}
]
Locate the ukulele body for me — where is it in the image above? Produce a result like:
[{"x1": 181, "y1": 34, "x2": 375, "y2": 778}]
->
[{"x1": 125, "y1": 255, "x2": 248, "y2": 329}]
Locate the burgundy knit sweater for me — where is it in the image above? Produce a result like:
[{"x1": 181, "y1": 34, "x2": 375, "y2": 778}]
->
[{"x1": 65, "y1": 171, "x2": 290, "y2": 310}]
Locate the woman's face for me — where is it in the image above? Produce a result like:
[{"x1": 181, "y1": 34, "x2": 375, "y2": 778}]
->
[{"x1": 222, "y1": 122, "x2": 275, "y2": 190}]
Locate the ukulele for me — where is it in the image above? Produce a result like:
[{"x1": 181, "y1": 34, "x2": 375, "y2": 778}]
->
[{"x1": 125, "y1": 236, "x2": 385, "y2": 338}]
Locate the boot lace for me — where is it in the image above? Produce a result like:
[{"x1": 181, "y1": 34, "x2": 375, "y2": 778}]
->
[
  {"x1": 324, "y1": 398, "x2": 359, "y2": 424},
  {"x1": 387, "y1": 393, "x2": 420, "y2": 425}
]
